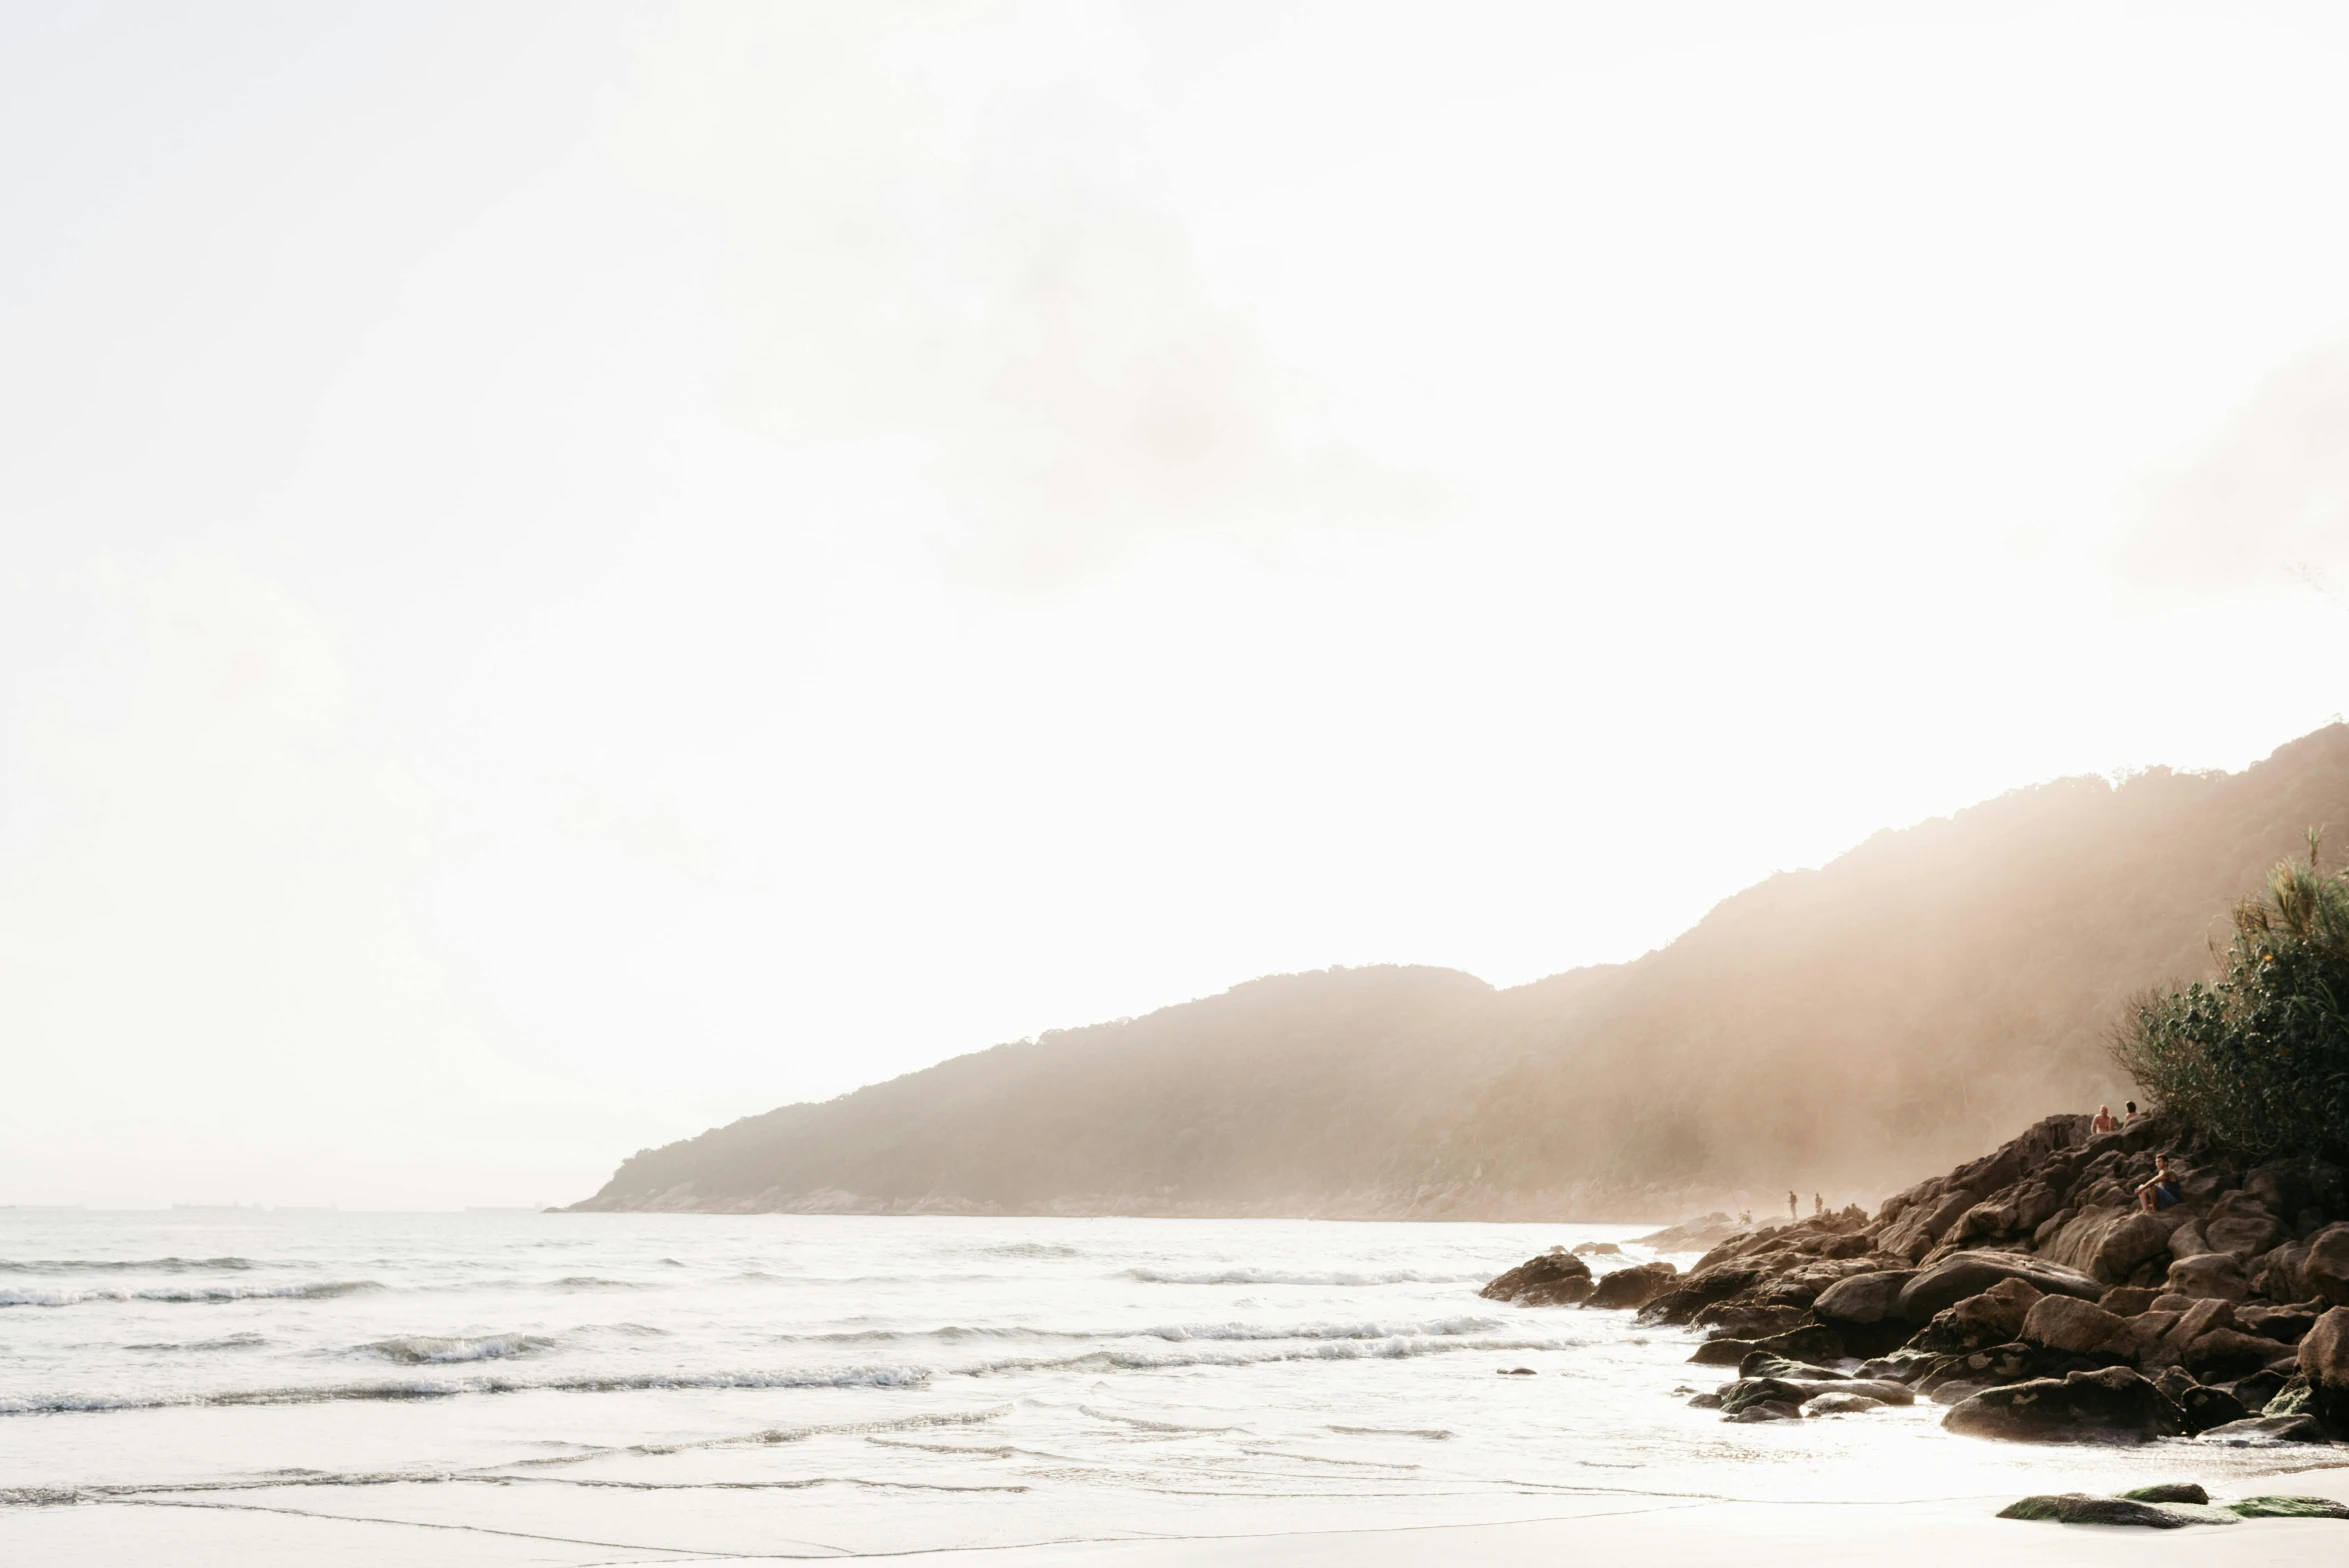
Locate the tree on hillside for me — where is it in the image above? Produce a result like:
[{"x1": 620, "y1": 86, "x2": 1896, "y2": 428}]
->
[{"x1": 2117, "y1": 830, "x2": 2349, "y2": 1162}]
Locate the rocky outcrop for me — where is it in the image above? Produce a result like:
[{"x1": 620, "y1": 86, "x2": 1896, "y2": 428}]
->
[{"x1": 1478, "y1": 1107, "x2": 2349, "y2": 1447}]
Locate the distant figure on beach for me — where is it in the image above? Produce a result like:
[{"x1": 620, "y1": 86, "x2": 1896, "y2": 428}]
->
[
  {"x1": 1812, "y1": 1192, "x2": 1822, "y2": 1216},
  {"x1": 2136, "y1": 1154, "x2": 2182, "y2": 1212},
  {"x1": 2092, "y1": 1104, "x2": 2118, "y2": 1134}
]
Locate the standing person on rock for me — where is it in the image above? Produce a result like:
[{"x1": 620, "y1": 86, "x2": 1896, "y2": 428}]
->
[
  {"x1": 1787, "y1": 1190, "x2": 1798, "y2": 1222},
  {"x1": 2092, "y1": 1104, "x2": 2118, "y2": 1134}
]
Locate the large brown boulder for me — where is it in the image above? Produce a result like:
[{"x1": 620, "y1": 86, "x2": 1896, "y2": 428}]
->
[
  {"x1": 1586, "y1": 1260, "x2": 1678, "y2": 1310},
  {"x1": 2166, "y1": 1253, "x2": 2249, "y2": 1302},
  {"x1": 1897, "y1": 1251, "x2": 2102, "y2": 1322},
  {"x1": 2041, "y1": 1208, "x2": 2174, "y2": 1285},
  {"x1": 2201, "y1": 1192, "x2": 2285, "y2": 1262},
  {"x1": 2237, "y1": 1305, "x2": 2318, "y2": 1346},
  {"x1": 2304, "y1": 1226, "x2": 2349, "y2": 1308},
  {"x1": 1942, "y1": 1366, "x2": 2186, "y2": 1444},
  {"x1": 2300, "y1": 1306, "x2": 2349, "y2": 1434},
  {"x1": 1634, "y1": 1262, "x2": 1770, "y2": 1324},
  {"x1": 2185, "y1": 1328, "x2": 2291, "y2": 1382},
  {"x1": 1479, "y1": 1250, "x2": 1592, "y2": 1305},
  {"x1": 1812, "y1": 1270, "x2": 1914, "y2": 1328},
  {"x1": 2021, "y1": 1295, "x2": 2135, "y2": 1359}
]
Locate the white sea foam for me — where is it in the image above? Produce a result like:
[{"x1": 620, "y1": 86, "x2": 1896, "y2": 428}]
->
[
  {"x1": 359, "y1": 1333, "x2": 557, "y2": 1365},
  {"x1": 1, "y1": 1208, "x2": 2320, "y2": 1560},
  {"x1": 1122, "y1": 1268, "x2": 1489, "y2": 1286}
]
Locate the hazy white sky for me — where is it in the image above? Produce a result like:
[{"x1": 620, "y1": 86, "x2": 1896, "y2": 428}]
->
[{"x1": 7, "y1": 1, "x2": 2349, "y2": 1207}]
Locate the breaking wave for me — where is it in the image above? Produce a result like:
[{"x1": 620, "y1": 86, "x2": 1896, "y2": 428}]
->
[
  {"x1": 0, "y1": 1257, "x2": 266, "y2": 1274},
  {"x1": 0, "y1": 1363, "x2": 930, "y2": 1417},
  {"x1": 1121, "y1": 1268, "x2": 1488, "y2": 1287},
  {"x1": 778, "y1": 1316, "x2": 1500, "y2": 1347},
  {"x1": 955, "y1": 1334, "x2": 1579, "y2": 1378},
  {"x1": 0, "y1": 1280, "x2": 381, "y2": 1309},
  {"x1": 358, "y1": 1333, "x2": 557, "y2": 1365}
]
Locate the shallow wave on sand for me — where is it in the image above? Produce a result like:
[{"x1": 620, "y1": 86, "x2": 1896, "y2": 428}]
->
[{"x1": 2, "y1": 1208, "x2": 2341, "y2": 1565}]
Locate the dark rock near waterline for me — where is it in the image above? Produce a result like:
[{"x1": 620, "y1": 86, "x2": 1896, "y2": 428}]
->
[
  {"x1": 2174, "y1": 1383, "x2": 2251, "y2": 1435},
  {"x1": 2230, "y1": 1494, "x2": 2349, "y2": 1518},
  {"x1": 1738, "y1": 1354, "x2": 1843, "y2": 1381},
  {"x1": 2186, "y1": 1327, "x2": 2289, "y2": 1382},
  {"x1": 1803, "y1": 1391, "x2": 1886, "y2": 1414},
  {"x1": 1996, "y1": 1493, "x2": 2208, "y2": 1527},
  {"x1": 2197, "y1": 1413, "x2": 2331, "y2": 1444},
  {"x1": 1722, "y1": 1399, "x2": 1801, "y2": 1422},
  {"x1": 2119, "y1": 1482, "x2": 2207, "y2": 1504},
  {"x1": 1942, "y1": 1366, "x2": 2185, "y2": 1443},
  {"x1": 1478, "y1": 1250, "x2": 1593, "y2": 1306},
  {"x1": 1810, "y1": 1270, "x2": 1914, "y2": 1328},
  {"x1": 1587, "y1": 1260, "x2": 1679, "y2": 1310}
]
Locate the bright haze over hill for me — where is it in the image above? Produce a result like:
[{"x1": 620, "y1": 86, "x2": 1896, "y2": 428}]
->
[{"x1": 6, "y1": 2, "x2": 2349, "y2": 1209}]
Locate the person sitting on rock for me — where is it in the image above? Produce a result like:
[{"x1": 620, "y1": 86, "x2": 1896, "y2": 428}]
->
[
  {"x1": 2135, "y1": 1154, "x2": 2183, "y2": 1212},
  {"x1": 2091, "y1": 1104, "x2": 2118, "y2": 1134},
  {"x1": 2124, "y1": 1100, "x2": 2140, "y2": 1120}
]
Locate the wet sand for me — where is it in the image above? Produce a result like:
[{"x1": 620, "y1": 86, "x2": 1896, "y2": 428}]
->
[{"x1": 10, "y1": 1464, "x2": 2347, "y2": 1565}]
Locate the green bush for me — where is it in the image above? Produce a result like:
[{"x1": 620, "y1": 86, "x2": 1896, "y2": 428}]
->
[{"x1": 2116, "y1": 832, "x2": 2349, "y2": 1162}]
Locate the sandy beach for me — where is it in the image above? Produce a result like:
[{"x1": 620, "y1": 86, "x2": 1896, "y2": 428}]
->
[{"x1": 11, "y1": 1468, "x2": 2349, "y2": 1565}]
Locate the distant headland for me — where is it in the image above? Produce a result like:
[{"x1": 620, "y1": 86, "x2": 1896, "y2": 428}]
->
[{"x1": 571, "y1": 725, "x2": 2349, "y2": 1221}]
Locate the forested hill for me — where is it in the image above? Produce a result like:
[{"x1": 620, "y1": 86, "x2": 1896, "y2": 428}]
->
[{"x1": 573, "y1": 724, "x2": 2349, "y2": 1220}]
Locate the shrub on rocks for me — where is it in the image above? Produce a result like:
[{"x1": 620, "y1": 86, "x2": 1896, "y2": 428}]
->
[{"x1": 2117, "y1": 843, "x2": 2349, "y2": 1166}]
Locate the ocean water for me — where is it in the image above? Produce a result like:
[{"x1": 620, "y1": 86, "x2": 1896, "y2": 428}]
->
[{"x1": 0, "y1": 1209, "x2": 2335, "y2": 1561}]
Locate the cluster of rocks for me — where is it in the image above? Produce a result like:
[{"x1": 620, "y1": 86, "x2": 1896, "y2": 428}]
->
[
  {"x1": 1997, "y1": 1481, "x2": 2349, "y2": 1528},
  {"x1": 1481, "y1": 1111, "x2": 2349, "y2": 1444}
]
